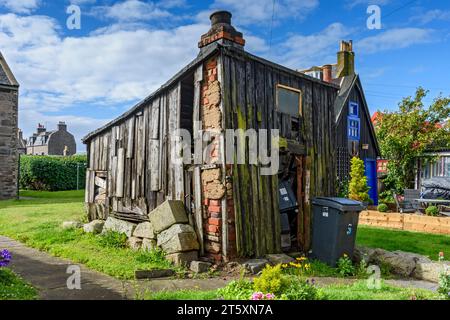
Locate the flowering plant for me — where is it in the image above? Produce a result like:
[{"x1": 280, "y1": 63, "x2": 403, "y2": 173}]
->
[
  {"x1": 0, "y1": 249, "x2": 12, "y2": 267},
  {"x1": 281, "y1": 257, "x2": 312, "y2": 276},
  {"x1": 439, "y1": 252, "x2": 445, "y2": 262},
  {"x1": 251, "y1": 292, "x2": 275, "y2": 300}
]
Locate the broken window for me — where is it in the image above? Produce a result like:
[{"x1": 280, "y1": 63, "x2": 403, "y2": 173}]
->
[{"x1": 276, "y1": 84, "x2": 302, "y2": 117}]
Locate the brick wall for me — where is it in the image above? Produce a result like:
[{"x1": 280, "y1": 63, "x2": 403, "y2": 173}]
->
[
  {"x1": 0, "y1": 88, "x2": 18, "y2": 200},
  {"x1": 200, "y1": 56, "x2": 231, "y2": 263}
]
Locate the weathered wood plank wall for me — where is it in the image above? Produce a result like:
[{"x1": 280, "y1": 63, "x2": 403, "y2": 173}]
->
[
  {"x1": 221, "y1": 49, "x2": 338, "y2": 256},
  {"x1": 85, "y1": 82, "x2": 185, "y2": 221}
]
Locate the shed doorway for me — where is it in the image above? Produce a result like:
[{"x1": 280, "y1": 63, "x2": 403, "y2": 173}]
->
[{"x1": 278, "y1": 150, "x2": 308, "y2": 253}]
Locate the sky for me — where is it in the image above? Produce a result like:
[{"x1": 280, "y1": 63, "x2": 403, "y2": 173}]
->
[{"x1": 0, "y1": 0, "x2": 449, "y2": 152}]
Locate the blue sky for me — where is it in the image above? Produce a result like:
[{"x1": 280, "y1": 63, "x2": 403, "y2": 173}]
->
[{"x1": 0, "y1": 0, "x2": 449, "y2": 152}]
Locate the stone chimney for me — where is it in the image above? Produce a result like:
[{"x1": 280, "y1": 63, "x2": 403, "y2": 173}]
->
[
  {"x1": 57, "y1": 121, "x2": 67, "y2": 131},
  {"x1": 336, "y1": 40, "x2": 355, "y2": 78},
  {"x1": 322, "y1": 64, "x2": 333, "y2": 83},
  {"x1": 37, "y1": 123, "x2": 46, "y2": 134},
  {"x1": 198, "y1": 11, "x2": 245, "y2": 51}
]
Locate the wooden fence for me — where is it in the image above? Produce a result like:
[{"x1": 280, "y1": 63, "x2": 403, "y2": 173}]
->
[{"x1": 359, "y1": 210, "x2": 450, "y2": 235}]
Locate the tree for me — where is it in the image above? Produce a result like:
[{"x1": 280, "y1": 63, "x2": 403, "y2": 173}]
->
[
  {"x1": 349, "y1": 157, "x2": 370, "y2": 203},
  {"x1": 375, "y1": 87, "x2": 450, "y2": 193}
]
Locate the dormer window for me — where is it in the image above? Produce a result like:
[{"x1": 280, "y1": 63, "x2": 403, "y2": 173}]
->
[{"x1": 349, "y1": 101, "x2": 358, "y2": 117}]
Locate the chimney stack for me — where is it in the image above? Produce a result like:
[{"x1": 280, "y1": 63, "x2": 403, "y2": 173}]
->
[
  {"x1": 198, "y1": 11, "x2": 245, "y2": 51},
  {"x1": 37, "y1": 123, "x2": 46, "y2": 134},
  {"x1": 336, "y1": 40, "x2": 355, "y2": 78},
  {"x1": 58, "y1": 121, "x2": 67, "y2": 131},
  {"x1": 322, "y1": 64, "x2": 332, "y2": 83}
]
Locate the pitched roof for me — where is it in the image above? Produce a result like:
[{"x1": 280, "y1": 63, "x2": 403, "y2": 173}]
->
[
  {"x1": 83, "y1": 43, "x2": 339, "y2": 143},
  {"x1": 0, "y1": 52, "x2": 19, "y2": 88},
  {"x1": 334, "y1": 74, "x2": 381, "y2": 156}
]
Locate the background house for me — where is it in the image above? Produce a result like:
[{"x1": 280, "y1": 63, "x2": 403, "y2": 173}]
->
[
  {"x1": 0, "y1": 51, "x2": 19, "y2": 200},
  {"x1": 26, "y1": 122, "x2": 77, "y2": 156},
  {"x1": 300, "y1": 41, "x2": 381, "y2": 204}
]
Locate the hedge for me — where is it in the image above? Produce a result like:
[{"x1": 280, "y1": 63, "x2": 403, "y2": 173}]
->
[{"x1": 19, "y1": 155, "x2": 87, "y2": 191}]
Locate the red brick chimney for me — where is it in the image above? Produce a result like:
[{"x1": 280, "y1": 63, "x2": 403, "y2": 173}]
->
[
  {"x1": 322, "y1": 64, "x2": 332, "y2": 83},
  {"x1": 199, "y1": 11, "x2": 245, "y2": 51}
]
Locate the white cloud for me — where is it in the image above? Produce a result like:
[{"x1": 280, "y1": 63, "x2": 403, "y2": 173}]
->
[
  {"x1": 278, "y1": 23, "x2": 352, "y2": 69},
  {"x1": 200, "y1": 0, "x2": 319, "y2": 25},
  {"x1": 91, "y1": 0, "x2": 172, "y2": 22},
  {"x1": 410, "y1": 9, "x2": 450, "y2": 25},
  {"x1": 346, "y1": 0, "x2": 390, "y2": 9},
  {"x1": 356, "y1": 28, "x2": 434, "y2": 54},
  {"x1": 0, "y1": 0, "x2": 40, "y2": 14},
  {"x1": 0, "y1": 13, "x2": 210, "y2": 111},
  {"x1": 69, "y1": 0, "x2": 96, "y2": 5}
]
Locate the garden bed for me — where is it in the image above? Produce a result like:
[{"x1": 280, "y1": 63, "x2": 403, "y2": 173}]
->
[{"x1": 359, "y1": 210, "x2": 450, "y2": 235}]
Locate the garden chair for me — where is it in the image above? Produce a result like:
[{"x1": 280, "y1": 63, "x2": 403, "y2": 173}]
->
[
  {"x1": 438, "y1": 205, "x2": 450, "y2": 217},
  {"x1": 394, "y1": 189, "x2": 421, "y2": 213}
]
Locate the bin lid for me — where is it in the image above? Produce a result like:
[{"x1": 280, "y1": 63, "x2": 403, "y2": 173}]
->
[{"x1": 311, "y1": 197, "x2": 364, "y2": 212}]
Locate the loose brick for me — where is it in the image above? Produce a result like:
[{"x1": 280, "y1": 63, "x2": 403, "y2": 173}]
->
[
  {"x1": 208, "y1": 205, "x2": 221, "y2": 213},
  {"x1": 208, "y1": 218, "x2": 222, "y2": 226},
  {"x1": 205, "y1": 224, "x2": 220, "y2": 234},
  {"x1": 209, "y1": 199, "x2": 221, "y2": 206}
]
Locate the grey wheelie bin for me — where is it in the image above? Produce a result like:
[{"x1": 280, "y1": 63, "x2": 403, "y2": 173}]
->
[{"x1": 310, "y1": 197, "x2": 364, "y2": 267}]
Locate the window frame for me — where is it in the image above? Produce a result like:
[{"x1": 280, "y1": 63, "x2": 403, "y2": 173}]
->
[
  {"x1": 347, "y1": 117, "x2": 360, "y2": 141},
  {"x1": 349, "y1": 101, "x2": 359, "y2": 117},
  {"x1": 276, "y1": 84, "x2": 303, "y2": 117}
]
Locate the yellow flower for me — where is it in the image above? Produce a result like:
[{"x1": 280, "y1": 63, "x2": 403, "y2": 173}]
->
[{"x1": 343, "y1": 253, "x2": 348, "y2": 257}]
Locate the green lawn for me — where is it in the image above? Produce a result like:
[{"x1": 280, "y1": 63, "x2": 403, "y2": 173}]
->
[
  {"x1": 0, "y1": 190, "x2": 175, "y2": 280},
  {"x1": 144, "y1": 280, "x2": 439, "y2": 300},
  {"x1": 356, "y1": 226, "x2": 450, "y2": 261},
  {"x1": 0, "y1": 268, "x2": 37, "y2": 300}
]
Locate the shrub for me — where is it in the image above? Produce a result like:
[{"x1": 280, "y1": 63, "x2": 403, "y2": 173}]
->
[
  {"x1": 280, "y1": 278, "x2": 319, "y2": 300},
  {"x1": 377, "y1": 203, "x2": 388, "y2": 212},
  {"x1": 253, "y1": 264, "x2": 290, "y2": 296},
  {"x1": 19, "y1": 155, "x2": 87, "y2": 191},
  {"x1": 425, "y1": 206, "x2": 439, "y2": 216},
  {"x1": 438, "y1": 271, "x2": 450, "y2": 300},
  {"x1": 348, "y1": 157, "x2": 370, "y2": 203},
  {"x1": 217, "y1": 279, "x2": 254, "y2": 300},
  {"x1": 96, "y1": 231, "x2": 128, "y2": 249},
  {"x1": 337, "y1": 254, "x2": 355, "y2": 277},
  {"x1": 337, "y1": 178, "x2": 349, "y2": 198}
]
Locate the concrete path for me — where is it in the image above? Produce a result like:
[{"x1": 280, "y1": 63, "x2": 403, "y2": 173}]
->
[
  {"x1": 0, "y1": 235, "x2": 439, "y2": 300},
  {"x1": 0, "y1": 236, "x2": 236, "y2": 300}
]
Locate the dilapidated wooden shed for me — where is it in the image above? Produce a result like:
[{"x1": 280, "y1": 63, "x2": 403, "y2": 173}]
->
[{"x1": 83, "y1": 11, "x2": 339, "y2": 262}]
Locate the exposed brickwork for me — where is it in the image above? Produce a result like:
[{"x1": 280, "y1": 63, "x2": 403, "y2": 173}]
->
[
  {"x1": 0, "y1": 87, "x2": 18, "y2": 200},
  {"x1": 200, "y1": 55, "x2": 227, "y2": 262}
]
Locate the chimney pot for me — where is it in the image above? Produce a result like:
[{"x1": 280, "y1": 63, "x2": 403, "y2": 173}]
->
[
  {"x1": 199, "y1": 10, "x2": 245, "y2": 50},
  {"x1": 210, "y1": 10, "x2": 232, "y2": 26},
  {"x1": 322, "y1": 65, "x2": 333, "y2": 83}
]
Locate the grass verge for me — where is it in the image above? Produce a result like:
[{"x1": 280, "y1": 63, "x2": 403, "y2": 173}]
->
[
  {"x1": 144, "y1": 280, "x2": 439, "y2": 300},
  {"x1": 0, "y1": 268, "x2": 37, "y2": 300},
  {"x1": 0, "y1": 190, "x2": 175, "y2": 280},
  {"x1": 356, "y1": 226, "x2": 450, "y2": 261}
]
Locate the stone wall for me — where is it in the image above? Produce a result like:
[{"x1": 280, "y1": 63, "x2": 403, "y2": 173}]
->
[{"x1": 0, "y1": 87, "x2": 18, "y2": 200}]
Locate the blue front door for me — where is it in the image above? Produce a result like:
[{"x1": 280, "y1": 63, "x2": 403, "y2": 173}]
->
[{"x1": 364, "y1": 159, "x2": 378, "y2": 205}]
